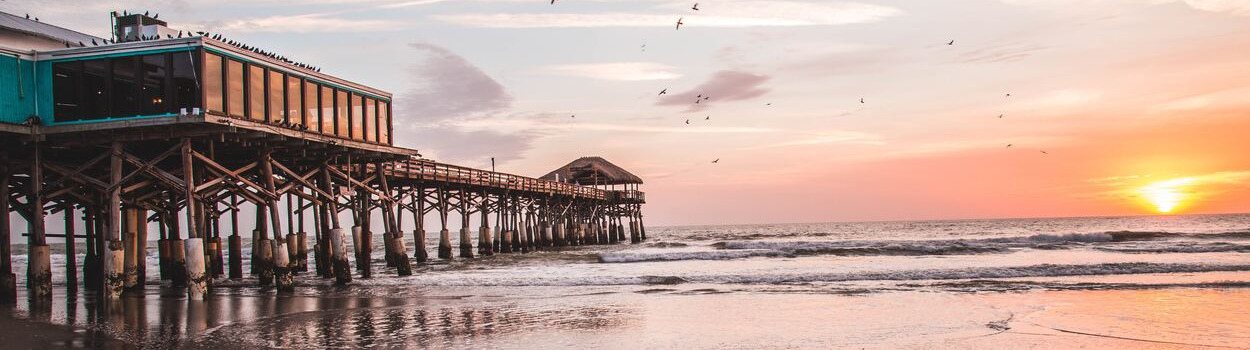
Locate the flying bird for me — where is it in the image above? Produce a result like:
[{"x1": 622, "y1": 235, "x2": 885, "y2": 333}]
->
[
  {"x1": 685, "y1": 119, "x2": 690, "y2": 124},
  {"x1": 860, "y1": 98, "x2": 865, "y2": 104},
  {"x1": 570, "y1": 114, "x2": 575, "y2": 118},
  {"x1": 712, "y1": 158, "x2": 719, "y2": 164},
  {"x1": 705, "y1": 116, "x2": 710, "y2": 120},
  {"x1": 692, "y1": 3, "x2": 700, "y2": 11},
  {"x1": 1040, "y1": 150, "x2": 1048, "y2": 155},
  {"x1": 676, "y1": 17, "x2": 684, "y2": 30},
  {"x1": 997, "y1": 114, "x2": 1003, "y2": 118},
  {"x1": 766, "y1": 103, "x2": 772, "y2": 106},
  {"x1": 659, "y1": 88, "x2": 668, "y2": 95},
  {"x1": 1006, "y1": 93, "x2": 1012, "y2": 97},
  {"x1": 947, "y1": 40, "x2": 955, "y2": 45},
  {"x1": 551, "y1": 0, "x2": 556, "y2": 4},
  {"x1": 1006, "y1": 144, "x2": 1013, "y2": 148}
]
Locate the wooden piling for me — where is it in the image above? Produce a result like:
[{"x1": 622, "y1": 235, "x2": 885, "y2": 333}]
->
[
  {"x1": 322, "y1": 166, "x2": 352, "y2": 284},
  {"x1": 103, "y1": 142, "x2": 125, "y2": 298},
  {"x1": 122, "y1": 208, "x2": 140, "y2": 290},
  {"x1": 478, "y1": 197, "x2": 492, "y2": 256},
  {"x1": 63, "y1": 205, "x2": 78, "y2": 292},
  {"x1": 0, "y1": 156, "x2": 13, "y2": 304},
  {"x1": 182, "y1": 138, "x2": 208, "y2": 299},
  {"x1": 375, "y1": 162, "x2": 411, "y2": 276},
  {"x1": 412, "y1": 191, "x2": 428, "y2": 263},
  {"x1": 258, "y1": 148, "x2": 293, "y2": 291},
  {"x1": 229, "y1": 195, "x2": 242, "y2": 279},
  {"x1": 28, "y1": 143, "x2": 52, "y2": 298}
]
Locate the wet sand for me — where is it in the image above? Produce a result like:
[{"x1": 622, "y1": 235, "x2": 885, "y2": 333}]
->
[{"x1": 2, "y1": 282, "x2": 1247, "y2": 349}]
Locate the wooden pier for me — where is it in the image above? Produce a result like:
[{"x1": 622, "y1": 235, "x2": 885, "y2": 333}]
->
[{"x1": 0, "y1": 11, "x2": 645, "y2": 302}]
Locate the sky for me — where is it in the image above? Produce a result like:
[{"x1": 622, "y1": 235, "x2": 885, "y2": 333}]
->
[{"x1": 4, "y1": 0, "x2": 1250, "y2": 226}]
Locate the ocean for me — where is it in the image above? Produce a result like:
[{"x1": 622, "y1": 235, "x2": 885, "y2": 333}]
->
[{"x1": 4, "y1": 213, "x2": 1250, "y2": 349}]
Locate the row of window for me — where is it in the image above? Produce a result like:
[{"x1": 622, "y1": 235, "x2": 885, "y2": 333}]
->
[
  {"x1": 203, "y1": 52, "x2": 391, "y2": 144},
  {"x1": 52, "y1": 52, "x2": 200, "y2": 122}
]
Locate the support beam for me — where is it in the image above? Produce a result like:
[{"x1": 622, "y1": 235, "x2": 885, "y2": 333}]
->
[
  {"x1": 28, "y1": 143, "x2": 52, "y2": 298},
  {"x1": 259, "y1": 148, "x2": 293, "y2": 291},
  {"x1": 103, "y1": 142, "x2": 125, "y2": 298},
  {"x1": 322, "y1": 165, "x2": 351, "y2": 284},
  {"x1": 182, "y1": 138, "x2": 208, "y2": 299},
  {"x1": 1, "y1": 157, "x2": 15, "y2": 304}
]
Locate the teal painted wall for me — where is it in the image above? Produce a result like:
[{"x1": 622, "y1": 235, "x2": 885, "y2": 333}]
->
[{"x1": 0, "y1": 54, "x2": 38, "y2": 125}]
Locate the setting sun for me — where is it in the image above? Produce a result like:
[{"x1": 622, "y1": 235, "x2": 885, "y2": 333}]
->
[{"x1": 1138, "y1": 178, "x2": 1195, "y2": 213}]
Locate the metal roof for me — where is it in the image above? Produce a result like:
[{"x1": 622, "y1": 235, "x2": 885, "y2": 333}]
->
[{"x1": 0, "y1": 11, "x2": 102, "y2": 46}]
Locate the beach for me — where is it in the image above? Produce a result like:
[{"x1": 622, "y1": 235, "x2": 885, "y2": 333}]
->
[{"x1": 3, "y1": 214, "x2": 1250, "y2": 349}]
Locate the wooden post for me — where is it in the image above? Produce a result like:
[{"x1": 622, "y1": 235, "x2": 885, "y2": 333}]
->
[
  {"x1": 322, "y1": 165, "x2": 351, "y2": 284},
  {"x1": 296, "y1": 195, "x2": 308, "y2": 272},
  {"x1": 285, "y1": 193, "x2": 300, "y2": 274},
  {"x1": 478, "y1": 194, "x2": 493, "y2": 256},
  {"x1": 83, "y1": 208, "x2": 98, "y2": 292},
  {"x1": 437, "y1": 188, "x2": 452, "y2": 260},
  {"x1": 375, "y1": 162, "x2": 411, "y2": 276},
  {"x1": 258, "y1": 148, "x2": 293, "y2": 291},
  {"x1": 103, "y1": 142, "x2": 125, "y2": 298},
  {"x1": 122, "y1": 207, "x2": 140, "y2": 290},
  {"x1": 458, "y1": 190, "x2": 473, "y2": 258},
  {"x1": 27, "y1": 143, "x2": 52, "y2": 298},
  {"x1": 61, "y1": 205, "x2": 77, "y2": 292},
  {"x1": 182, "y1": 138, "x2": 208, "y2": 299},
  {"x1": 412, "y1": 189, "x2": 428, "y2": 263},
  {"x1": 0, "y1": 157, "x2": 14, "y2": 304},
  {"x1": 228, "y1": 195, "x2": 242, "y2": 279}
]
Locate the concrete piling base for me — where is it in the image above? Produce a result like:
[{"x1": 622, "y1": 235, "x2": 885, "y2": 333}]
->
[
  {"x1": 228, "y1": 235, "x2": 242, "y2": 279},
  {"x1": 184, "y1": 238, "x2": 208, "y2": 300},
  {"x1": 542, "y1": 226, "x2": 552, "y2": 247},
  {"x1": 209, "y1": 237, "x2": 224, "y2": 276},
  {"x1": 577, "y1": 224, "x2": 588, "y2": 246},
  {"x1": 296, "y1": 232, "x2": 308, "y2": 272},
  {"x1": 27, "y1": 245, "x2": 52, "y2": 299},
  {"x1": 438, "y1": 229, "x2": 452, "y2": 259},
  {"x1": 272, "y1": 238, "x2": 293, "y2": 292},
  {"x1": 103, "y1": 242, "x2": 125, "y2": 298},
  {"x1": 630, "y1": 221, "x2": 640, "y2": 244},
  {"x1": 157, "y1": 239, "x2": 169, "y2": 280},
  {"x1": 479, "y1": 226, "x2": 493, "y2": 256},
  {"x1": 501, "y1": 230, "x2": 512, "y2": 253},
  {"x1": 459, "y1": 228, "x2": 474, "y2": 258},
  {"x1": 329, "y1": 228, "x2": 352, "y2": 284},
  {"x1": 388, "y1": 234, "x2": 412, "y2": 276},
  {"x1": 286, "y1": 233, "x2": 300, "y2": 273},
  {"x1": 257, "y1": 239, "x2": 273, "y2": 285},
  {"x1": 169, "y1": 239, "x2": 187, "y2": 286},
  {"x1": 413, "y1": 230, "x2": 428, "y2": 263}
]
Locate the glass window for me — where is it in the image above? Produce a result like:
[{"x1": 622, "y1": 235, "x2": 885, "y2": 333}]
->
[
  {"x1": 303, "y1": 80, "x2": 318, "y2": 132},
  {"x1": 287, "y1": 75, "x2": 302, "y2": 126},
  {"x1": 140, "y1": 54, "x2": 167, "y2": 116},
  {"x1": 248, "y1": 65, "x2": 265, "y2": 121},
  {"x1": 226, "y1": 59, "x2": 244, "y2": 117},
  {"x1": 267, "y1": 70, "x2": 284, "y2": 123},
  {"x1": 364, "y1": 97, "x2": 376, "y2": 142},
  {"x1": 174, "y1": 52, "x2": 202, "y2": 114},
  {"x1": 83, "y1": 59, "x2": 110, "y2": 120},
  {"x1": 111, "y1": 56, "x2": 138, "y2": 117},
  {"x1": 378, "y1": 101, "x2": 390, "y2": 144},
  {"x1": 335, "y1": 89, "x2": 349, "y2": 137},
  {"x1": 321, "y1": 85, "x2": 334, "y2": 134},
  {"x1": 52, "y1": 61, "x2": 82, "y2": 122},
  {"x1": 350, "y1": 94, "x2": 363, "y2": 140}
]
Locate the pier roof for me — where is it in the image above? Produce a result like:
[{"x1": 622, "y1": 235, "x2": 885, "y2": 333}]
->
[{"x1": 540, "y1": 156, "x2": 643, "y2": 185}]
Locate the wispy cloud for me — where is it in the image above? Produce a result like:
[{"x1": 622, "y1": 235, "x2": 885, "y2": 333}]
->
[
  {"x1": 431, "y1": 1, "x2": 901, "y2": 28},
  {"x1": 656, "y1": 70, "x2": 770, "y2": 112},
  {"x1": 738, "y1": 131, "x2": 883, "y2": 150},
  {"x1": 539, "y1": 62, "x2": 682, "y2": 81}
]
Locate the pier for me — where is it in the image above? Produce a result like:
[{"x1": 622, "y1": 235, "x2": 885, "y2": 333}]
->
[{"x1": 0, "y1": 11, "x2": 645, "y2": 302}]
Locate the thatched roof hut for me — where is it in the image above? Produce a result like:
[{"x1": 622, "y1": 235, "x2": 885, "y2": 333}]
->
[{"x1": 540, "y1": 157, "x2": 643, "y2": 185}]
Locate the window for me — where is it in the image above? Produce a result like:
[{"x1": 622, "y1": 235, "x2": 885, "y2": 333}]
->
[
  {"x1": 303, "y1": 80, "x2": 319, "y2": 132},
  {"x1": 140, "y1": 54, "x2": 167, "y2": 116},
  {"x1": 226, "y1": 59, "x2": 244, "y2": 117},
  {"x1": 82, "y1": 59, "x2": 110, "y2": 120},
  {"x1": 177, "y1": 52, "x2": 205, "y2": 114},
  {"x1": 321, "y1": 85, "x2": 334, "y2": 134},
  {"x1": 335, "y1": 89, "x2": 349, "y2": 137},
  {"x1": 111, "y1": 56, "x2": 138, "y2": 117},
  {"x1": 287, "y1": 76, "x2": 302, "y2": 127},
  {"x1": 52, "y1": 61, "x2": 82, "y2": 122},
  {"x1": 378, "y1": 101, "x2": 390, "y2": 144},
  {"x1": 267, "y1": 70, "x2": 284, "y2": 123},
  {"x1": 350, "y1": 94, "x2": 363, "y2": 140},
  {"x1": 248, "y1": 65, "x2": 265, "y2": 121},
  {"x1": 364, "y1": 97, "x2": 376, "y2": 142}
]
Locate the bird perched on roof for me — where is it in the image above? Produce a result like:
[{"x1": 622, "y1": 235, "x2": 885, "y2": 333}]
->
[
  {"x1": 91, "y1": 39, "x2": 98, "y2": 46},
  {"x1": 64, "y1": 42, "x2": 71, "y2": 48}
]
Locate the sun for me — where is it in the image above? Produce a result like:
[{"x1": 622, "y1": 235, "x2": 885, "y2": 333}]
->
[{"x1": 1137, "y1": 178, "x2": 1195, "y2": 213}]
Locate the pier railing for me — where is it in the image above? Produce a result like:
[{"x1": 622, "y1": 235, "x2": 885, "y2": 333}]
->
[{"x1": 388, "y1": 158, "x2": 632, "y2": 200}]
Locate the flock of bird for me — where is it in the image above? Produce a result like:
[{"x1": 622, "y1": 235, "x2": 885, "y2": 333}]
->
[{"x1": 557, "y1": 2, "x2": 1047, "y2": 162}]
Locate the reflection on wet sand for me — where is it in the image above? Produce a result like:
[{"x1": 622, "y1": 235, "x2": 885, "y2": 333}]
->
[{"x1": 6, "y1": 286, "x2": 639, "y2": 349}]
